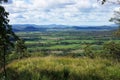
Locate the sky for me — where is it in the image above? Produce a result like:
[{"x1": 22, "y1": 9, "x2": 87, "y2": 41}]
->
[{"x1": 2, "y1": 0, "x2": 120, "y2": 26}]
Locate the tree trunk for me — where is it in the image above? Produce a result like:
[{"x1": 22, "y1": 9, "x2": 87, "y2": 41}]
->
[{"x1": 3, "y1": 45, "x2": 7, "y2": 80}]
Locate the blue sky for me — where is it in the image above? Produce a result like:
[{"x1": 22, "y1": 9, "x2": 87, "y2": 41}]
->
[{"x1": 3, "y1": 0, "x2": 119, "y2": 26}]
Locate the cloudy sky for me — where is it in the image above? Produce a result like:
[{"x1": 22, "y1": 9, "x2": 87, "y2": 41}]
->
[{"x1": 2, "y1": 0, "x2": 119, "y2": 26}]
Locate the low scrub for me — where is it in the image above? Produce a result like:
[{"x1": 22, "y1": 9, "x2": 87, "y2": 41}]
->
[{"x1": 0, "y1": 56, "x2": 120, "y2": 80}]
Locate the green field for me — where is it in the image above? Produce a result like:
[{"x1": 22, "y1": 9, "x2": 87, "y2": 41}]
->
[{"x1": 16, "y1": 31, "x2": 120, "y2": 56}]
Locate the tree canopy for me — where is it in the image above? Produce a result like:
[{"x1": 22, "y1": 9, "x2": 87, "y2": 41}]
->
[
  {"x1": 0, "y1": 1, "x2": 20, "y2": 79},
  {"x1": 0, "y1": 0, "x2": 8, "y2": 3}
]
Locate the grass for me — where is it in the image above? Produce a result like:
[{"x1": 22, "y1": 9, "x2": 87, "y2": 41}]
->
[
  {"x1": 2, "y1": 56, "x2": 120, "y2": 80},
  {"x1": 49, "y1": 44, "x2": 81, "y2": 49}
]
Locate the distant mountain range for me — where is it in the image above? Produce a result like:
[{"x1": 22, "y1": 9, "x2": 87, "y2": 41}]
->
[{"x1": 11, "y1": 24, "x2": 118, "y2": 32}]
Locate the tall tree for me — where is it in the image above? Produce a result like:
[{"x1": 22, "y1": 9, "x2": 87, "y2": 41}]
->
[
  {"x1": 110, "y1": 8, "x2": 120, "y2": 37},
  {"x1": 0, "y1": 1, "x2": 19, "y2": 79},
  {"x1": 101, "y1": 0, "x2": 120, "y2": 37}
]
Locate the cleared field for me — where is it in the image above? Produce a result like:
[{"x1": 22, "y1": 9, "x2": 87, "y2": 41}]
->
[{"x1": 16, "y1": 31, "x2": 120, "y2": 55}]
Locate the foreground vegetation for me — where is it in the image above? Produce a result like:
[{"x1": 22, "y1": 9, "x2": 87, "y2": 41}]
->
[{"x1": 1, "y1": 56, "x2": 119, "y2": 80}]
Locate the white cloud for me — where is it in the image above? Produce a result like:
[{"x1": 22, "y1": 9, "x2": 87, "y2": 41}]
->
[
  {"x1": 114, "y1": 7, "x2": 120, "y2": 12},
  {"x1": 2, "y1": 0, "x2": 117, "y2": 25}
]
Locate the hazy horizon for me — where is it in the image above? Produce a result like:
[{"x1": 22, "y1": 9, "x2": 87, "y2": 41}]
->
[{"x1": 11, "y1": 23, "x2": 116, "y2": 26}]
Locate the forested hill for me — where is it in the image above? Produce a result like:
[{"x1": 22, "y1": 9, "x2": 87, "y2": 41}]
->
[{"x1": 12, "y1": 24, "x2": 118, "y2": 32}]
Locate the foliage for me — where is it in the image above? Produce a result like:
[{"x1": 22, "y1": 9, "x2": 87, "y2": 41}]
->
[
  {"x1": 0, "y1": 3, "x2": 19, "y2": 79},
  {"x1": 101, "y1": 0, "x2": 120, "y2": 37},
  {"x1": 15, "y1": 39, "x2": 28, "y2": 59},
  {"x1": 101, "y1": 0, "x2": 120, "y2": 4},
  {"x1": 0, "y1": 0, "x2": 8, "y2": 3},
  {"x1": 101, "y1": 0, "x2": 106, "y2": 4},
  {"x1": 1, "y1": 56, "x2": 120, "y2": 80},
  {"x1": 113, "y1": 29, "x2": 120, "y2": 38},
  {"x1": 83, "y1": 44, "x2": 94, "y2": 58},
  {"x1": 103, "y1": 41, "x2": 120, "y2": 57}
]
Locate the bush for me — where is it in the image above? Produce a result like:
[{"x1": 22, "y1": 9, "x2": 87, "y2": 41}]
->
[
  {"x1": 83, "y1": 44, "x2": 94, "y2": 58},
  {"x1": 103, "y1": 41, "x2": 120, "y2": 57}
]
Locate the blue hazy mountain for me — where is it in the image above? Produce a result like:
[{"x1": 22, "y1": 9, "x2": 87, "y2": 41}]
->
[{"x1": 12, "y1": 24, "x2": 118, "y2": 32}]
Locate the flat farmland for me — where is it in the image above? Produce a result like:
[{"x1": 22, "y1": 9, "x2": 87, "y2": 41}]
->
[{"x1": 16, "y1": 31, "x2": 120, "y2": 56}]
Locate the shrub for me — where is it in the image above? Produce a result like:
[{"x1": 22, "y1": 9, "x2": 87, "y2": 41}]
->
[{"x1": 103, "y1": 41, "x2": 120, "y2": 57}]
